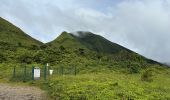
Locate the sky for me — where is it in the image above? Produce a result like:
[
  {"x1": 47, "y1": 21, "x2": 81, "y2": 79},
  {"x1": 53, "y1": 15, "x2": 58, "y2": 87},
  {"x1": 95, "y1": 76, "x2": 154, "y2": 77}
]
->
[{"x1": 0, "y1": 0, "x2": 170, "y2": 63}]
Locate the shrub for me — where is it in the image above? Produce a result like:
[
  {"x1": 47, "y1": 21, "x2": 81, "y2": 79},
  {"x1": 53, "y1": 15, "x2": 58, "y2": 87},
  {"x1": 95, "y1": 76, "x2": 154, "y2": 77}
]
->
[
  {"x1": 141, "y1": 69, "x2": 154, "y2": 82},
  {"x1": 18, "y1": 54, "x2": 33, "y2": 64},
  {"x1": 17, "y1": 49, "x2": 34, "y2": 64},
  {"x1": 78, "y1": 48, "x2": 85, "y2": 55},
  {"x1": 126, "y1": 62, "x2": 141, "y2": 73},
  {"x1": 59, "y1": 45, "x2": 65, "y2": 51},
  {"x1": 17, "y1": 42, "x2": 22, "y2": 47},
  {"x1": 129, "y1": 65, "x2": 140, "y2": 73},
  {"x1": 0, "y1": 53, "x2": 6, "y2": 62},
  {"x1": 40, "y1": 44, "x2": 48, "y2": 49},
  {"x1": 30, "y1": 44, "x2": 39, "y2": 50}
]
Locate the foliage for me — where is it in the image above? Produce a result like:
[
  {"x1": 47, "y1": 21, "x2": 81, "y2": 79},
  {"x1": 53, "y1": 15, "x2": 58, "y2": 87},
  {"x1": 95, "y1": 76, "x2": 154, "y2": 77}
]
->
[
  {"x1": 38, "y1": 69, "x2": 170, "y2": 100},
  {"x1": 17, "y1": 49, "x2": 34, "y2": 64},
  {"x1": 141, "y1": 69, "x2": 154, "y2": 82},
  {"x1": 0, "y1": 52, "x2": 6, "y2": 63}
]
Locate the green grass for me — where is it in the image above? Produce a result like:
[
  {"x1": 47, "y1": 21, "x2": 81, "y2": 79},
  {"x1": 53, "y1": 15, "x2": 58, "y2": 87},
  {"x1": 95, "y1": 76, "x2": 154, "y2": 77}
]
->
[
  {"x1": 37, "y1": 68, "x2": 170, "y2": 100},
  {"x1": 0, "y1": 62, "x2": 170, "y2": 99},
  {"x1": 0, "y1": 63, "x2": 170, "y2": 100}
]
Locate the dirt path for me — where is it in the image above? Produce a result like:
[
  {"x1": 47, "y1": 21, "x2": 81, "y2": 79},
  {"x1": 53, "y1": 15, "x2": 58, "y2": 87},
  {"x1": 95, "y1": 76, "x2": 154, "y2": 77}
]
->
[{"x1": 0, "y1": 83, "x2": 46, "y2": 100}]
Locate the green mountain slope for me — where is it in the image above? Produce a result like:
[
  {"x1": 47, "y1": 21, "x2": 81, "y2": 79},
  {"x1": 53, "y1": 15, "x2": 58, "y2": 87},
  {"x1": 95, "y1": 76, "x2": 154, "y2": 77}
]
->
[
  {"x1": 47, "y1": 31, "x2": 85, "y2": 49},
  {"x1": 48, "y1": 31, "x2": 129, "y2": 53},
  {"x1": 0, "y1": 17, "x2": 43, "y2": 64},
  {"x1": 0, "y1": 16, "x2": 162, "y2": 68},
  {"x1": 0, "y1": 17, "x2": 42, "y2": 47},
  {"x1": 48, "y1": 31, "x2": 160, "y2": 65},
  {"x1": 71, "y1": 31, "x2": 131, "y2": 54}
]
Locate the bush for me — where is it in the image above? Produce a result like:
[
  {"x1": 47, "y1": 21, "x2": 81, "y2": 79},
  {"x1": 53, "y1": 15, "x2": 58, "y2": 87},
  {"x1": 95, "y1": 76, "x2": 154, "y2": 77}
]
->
[
  {"x1": 30, "y1": 44, "x2": 39, "y2": 50},
  {"x1": 18, "y1": 54, "x2": 33, "y2": 64},
  {"x1": 78, "y1": 48, "x2": 85, "y2": 56},
  {"x1": 59, "y1": 45, "x2": 65, "y2": 51},
  {"x1": 40, "y1": 44, "x2": 48, "y2": 49},
  {"x1": 141, "y1": 69, "x2": 154, "y2": 82},
  {"x1": 17, "y1": 42, "x2": 22, "y2": 47},
  {"x1": 0, "y1": 53, "x2": 6, "y2": 62},
  {"x1": 129, "y1": 65, "x2": 140, "y2": 73},
  {"x1": 125, "y1": 62, "x2": 141, "y2": 73},
  {"x1": 17, "y1": 49, "x2": 34, "y2": 64},
  {"x1": 129, "y1": 63, "x2": 141, "y2": 73}
]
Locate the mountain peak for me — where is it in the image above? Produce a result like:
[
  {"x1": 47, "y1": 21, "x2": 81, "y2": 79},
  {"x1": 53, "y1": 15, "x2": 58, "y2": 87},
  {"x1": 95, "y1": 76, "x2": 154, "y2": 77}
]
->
[{"x1": 48, "y1": 31, "x2": 130, "y2": 54}]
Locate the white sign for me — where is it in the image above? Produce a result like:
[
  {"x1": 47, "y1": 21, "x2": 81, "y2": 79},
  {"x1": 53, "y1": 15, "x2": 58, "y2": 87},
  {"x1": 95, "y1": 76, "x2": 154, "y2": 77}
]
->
[
  {"x1": 49, "y1": 70, "x2": 53, "y2": 75},
  {"x1": 34, "y1": 67, "x2": 40, "y2": 79}
]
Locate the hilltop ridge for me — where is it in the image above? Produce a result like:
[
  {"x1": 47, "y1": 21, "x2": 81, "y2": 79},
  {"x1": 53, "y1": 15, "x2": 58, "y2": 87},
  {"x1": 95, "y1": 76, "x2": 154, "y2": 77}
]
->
[{"x1": 0, "y1": 17, "x2": 42, "y2": 47}]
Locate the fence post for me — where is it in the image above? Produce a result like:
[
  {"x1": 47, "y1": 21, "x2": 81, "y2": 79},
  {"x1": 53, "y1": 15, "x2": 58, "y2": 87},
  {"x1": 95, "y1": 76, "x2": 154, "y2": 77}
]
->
[
  {"x1": 23, "y1": 65, "x2": 26, "y2": 82},
  {"x1": 44, "y1": 65, "x2": 47, "y2": 80},
  {"x1": 62, "y1": 66, "x2": 64, "y2": 75},
  {"x1": 60, "y1": 66, "x2": 64, "y2": 76},
  {"x1": 32, "y1": 66, "x2": 34, "y2": 80},
  {"x1": 74, "y1": 66, "x2": 76, "y2": 76},
  {"x1": 13, "y1": 66, "x2": 16, "y2": 78}
]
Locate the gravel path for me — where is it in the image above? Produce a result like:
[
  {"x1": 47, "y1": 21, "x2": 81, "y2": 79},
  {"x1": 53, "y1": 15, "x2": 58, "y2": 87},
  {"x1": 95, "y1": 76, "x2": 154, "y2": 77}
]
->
[{"x1": 0, "y1": 83, "x2": 46, "y2": 100}]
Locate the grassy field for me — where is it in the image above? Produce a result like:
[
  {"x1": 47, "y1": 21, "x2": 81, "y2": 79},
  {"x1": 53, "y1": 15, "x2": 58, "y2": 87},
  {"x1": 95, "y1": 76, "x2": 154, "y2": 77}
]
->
[
  {"x1": 38, "y1": 69, "x2": 170, "y2": 100},
  {"x1": 1, "y1": 63, "x2": 170, "y2": 100}
]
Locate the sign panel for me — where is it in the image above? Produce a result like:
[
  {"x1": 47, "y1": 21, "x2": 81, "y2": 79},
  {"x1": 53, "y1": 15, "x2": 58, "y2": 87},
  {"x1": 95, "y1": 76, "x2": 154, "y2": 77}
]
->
[
  {"x1": 49, "y1": 69, "x2": 53, "y2": 75},
  {"x1": 34, "y1": 67, "x2": 40, "y2": 80}
]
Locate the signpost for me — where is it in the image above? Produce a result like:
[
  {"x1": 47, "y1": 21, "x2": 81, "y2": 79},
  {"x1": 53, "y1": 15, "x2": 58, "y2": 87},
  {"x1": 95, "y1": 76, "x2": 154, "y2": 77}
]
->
[
  {"x1": 34, "y1": 67, "x2": 40, "y2": 80},
  {"x1": 49, "y1": 69, "x2": 53, "y2": 75}
]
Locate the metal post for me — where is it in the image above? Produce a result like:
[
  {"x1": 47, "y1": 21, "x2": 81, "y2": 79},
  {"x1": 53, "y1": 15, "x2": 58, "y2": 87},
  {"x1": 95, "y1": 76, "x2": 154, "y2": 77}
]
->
[
  {"x1": 32, "y1": 66, "x2": 34, "y2": 80},
  {"x1": 47, "y1": 66, "x2": 49, "y2": 76},
  {"x1": 44, "y1": 65, "x2": 47, "y2": 80},
  {"x1": 23, "y1": 65, "x2": 26, "y2": 82},
  {"x1": 13, "y1": 66, "x2": 16, "y2": 78},
  {"x1": 47, "y1": 63, "x2": 49, "y2": 76},
  {"x1": 60, "y1": 66, "x2": 63, "y2": 75},
  {"x1": 74, "y1": 66, "x2": 76, "y2": 76},
  {"x1": 62, "y1": 66, "x2": 64, "y2": 75}
]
